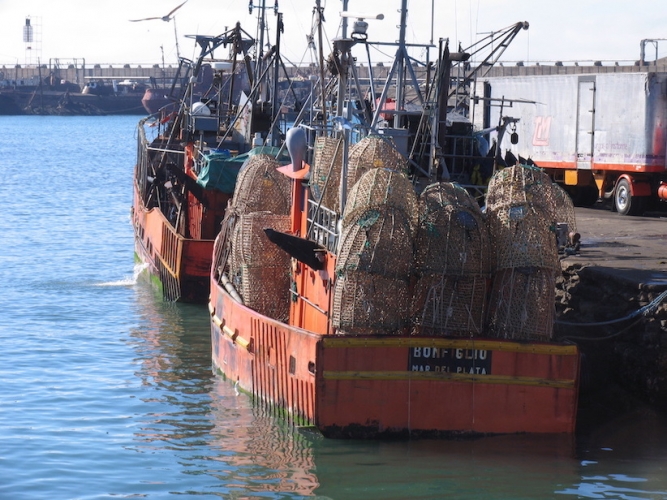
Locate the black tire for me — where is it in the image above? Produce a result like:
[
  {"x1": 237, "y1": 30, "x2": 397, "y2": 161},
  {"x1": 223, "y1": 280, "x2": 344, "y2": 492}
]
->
[{"x1": 614, "y1": 178, "x2": 646, "y2": 216}]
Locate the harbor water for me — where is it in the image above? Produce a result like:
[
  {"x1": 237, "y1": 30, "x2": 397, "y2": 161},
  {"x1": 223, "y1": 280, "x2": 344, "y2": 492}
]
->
[{"x1": 1, "y1": 115, "x2": 667, "y2": 499}]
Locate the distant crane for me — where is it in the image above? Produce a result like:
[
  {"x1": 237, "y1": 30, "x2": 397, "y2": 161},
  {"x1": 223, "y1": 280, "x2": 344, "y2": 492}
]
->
[{"x1": 129, "y1": 1, "x2": 188, "y2": 60}]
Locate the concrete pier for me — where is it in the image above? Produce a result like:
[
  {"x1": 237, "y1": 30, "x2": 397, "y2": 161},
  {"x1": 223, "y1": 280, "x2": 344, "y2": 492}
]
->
[{"x1": 557, "y1": 206, "x2": 667, "y2": 430}]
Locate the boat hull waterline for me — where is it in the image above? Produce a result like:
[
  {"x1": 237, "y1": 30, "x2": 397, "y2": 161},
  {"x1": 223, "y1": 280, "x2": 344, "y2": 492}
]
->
[
  {"x1": 132, "y1": 182, "x2": 216, "y2": 303},
  {"x1": 210, "y1": 283, "x2": 580, "y2": 437}
]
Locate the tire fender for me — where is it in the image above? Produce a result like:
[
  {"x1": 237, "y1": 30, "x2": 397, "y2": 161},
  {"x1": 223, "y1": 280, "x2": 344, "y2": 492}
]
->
[{"x1": 616, "y1": 174, "x2": 651, "y2": 197}]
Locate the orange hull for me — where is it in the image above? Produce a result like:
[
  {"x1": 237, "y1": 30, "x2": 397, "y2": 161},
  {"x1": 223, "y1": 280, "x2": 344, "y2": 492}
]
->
[
  {"x1": 132, "y1": 182, "x2": 218, "y2": 302},
  {"x1": 209, "y1": 279, "x2": 580, "y2": 437}
]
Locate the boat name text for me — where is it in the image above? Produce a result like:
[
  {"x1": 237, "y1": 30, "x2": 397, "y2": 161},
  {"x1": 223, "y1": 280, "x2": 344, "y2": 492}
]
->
[{"x1": 408, "y1": 347, "x2": 492, "y2": 374}]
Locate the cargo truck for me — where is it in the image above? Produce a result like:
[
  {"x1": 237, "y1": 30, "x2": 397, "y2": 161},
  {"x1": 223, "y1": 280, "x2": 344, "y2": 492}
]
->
[{"x1": 476, "y1": 72, "x2": 667, "y2": 215}]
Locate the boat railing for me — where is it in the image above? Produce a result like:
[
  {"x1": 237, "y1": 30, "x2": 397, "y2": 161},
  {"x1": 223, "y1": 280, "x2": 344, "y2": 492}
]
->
[
  {"x1": 160, "y1": 222, "x2": 180, "y2": 277},
  {"x1": 137, "y1": 117, "x2": 187, "y2": 211},
  {"x1": 306, "y1": 199, "x2": 339, "y2": 253}
]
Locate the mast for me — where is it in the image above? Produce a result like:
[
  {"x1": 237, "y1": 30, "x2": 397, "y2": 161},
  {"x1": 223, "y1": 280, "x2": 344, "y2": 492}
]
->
[
  {"x1": 271, "y1": 12, "x2": 283, "y2": 146},
  {"x1": 315, "y1": 0, "x2": 327, "y2": 122},
  {"x1": 333, "y1": 38, "x2": 356, "y2": 214},
  {"x1": 249, "y1": 0, "x2": 276, "y2": 102},
  {"x1": 369, "y1": 0, "x2": 430, "y2": 130},
  {"x1": 341, "y1": 0, "x2": 349, "y2": 38},
  {"x1": 394, "y1": 0, "x2": 407, "y2": 128}
]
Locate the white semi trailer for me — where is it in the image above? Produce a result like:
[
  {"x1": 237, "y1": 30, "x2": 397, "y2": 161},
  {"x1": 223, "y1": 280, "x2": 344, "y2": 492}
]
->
[{"x1": 477, "y1": 71, "x2": 667, "y2": 215}]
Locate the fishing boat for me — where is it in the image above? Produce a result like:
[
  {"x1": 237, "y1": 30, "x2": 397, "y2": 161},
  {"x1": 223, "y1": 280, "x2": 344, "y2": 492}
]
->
[
  {"x1": 208, "y1": 1, "x2": 580, "y2": 437},
  {"x1": 132, "y1": 7, "x2": 294, "y2": 302}
]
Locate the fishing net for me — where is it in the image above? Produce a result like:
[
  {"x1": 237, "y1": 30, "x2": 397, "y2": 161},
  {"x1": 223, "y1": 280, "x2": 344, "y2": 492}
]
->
[
  {"x1": 486, "y1": 267, "x2": 556, "y2": 341},
  {"x1": 212, "y1": 225, "x2": 228, "y2": 281},
  {"x1": 347, "y1": 134, "x2": 409, "y2": 187},
  {"x1": 421, "y1": 181, "x2": 482, "y2": 213},
  {"x1": 213, "y1": 154, "x2": 292, "y2": 281},
  {"x1": 486, "y1": 204, "x2": 560, "y2": 271},
  {"x1": 342, "y1": 168, "x2": 419, "y2": 234},
  {"x1": 231, "y1": 154, "x2": 292, "y2": 216},
  {"x1": 486, "y1": 164, "x2": 577, "y2": 234},
  {"x1": 414, "y1": 182, "x2": 490, "y2": 276},
  {"x1": 411, "y1": 182, "x2": 489, "y2": 336},
  {"x1": 333, "y1": 205, "x2": 414, "y2": 335},
  {"x1": 310, "y1": 136, "x2": 343, "y2": 212},
  {"x1": 411, "y1": 274, "x2": 488, "y2": 336},
  {"x1": 228, "y1": 212, "x2": 291, "y2": 322},
  {"x1": 483, "y1": 165, "x2": 560, "y2": 340}
]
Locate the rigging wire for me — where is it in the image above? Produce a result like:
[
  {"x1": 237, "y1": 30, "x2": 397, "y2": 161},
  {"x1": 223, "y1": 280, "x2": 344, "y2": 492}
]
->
[
  {"x1": 365, "y1": 43, "x2": 396, "y2": 65},
  {"x1": 561, "y1": 317, "x2": 644, "y2": 342},
  {"x1": 556, "y1": 288, "x2": 667, "y2": 327}
]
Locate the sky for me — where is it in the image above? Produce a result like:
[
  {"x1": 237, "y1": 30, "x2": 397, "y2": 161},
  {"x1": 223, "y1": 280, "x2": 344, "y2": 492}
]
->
[{"x1": 1, "y1": 0, "x2": 666, "y2": 69}]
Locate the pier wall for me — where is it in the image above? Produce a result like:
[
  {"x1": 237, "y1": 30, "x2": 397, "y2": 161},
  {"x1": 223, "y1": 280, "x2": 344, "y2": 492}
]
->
[
  {"x1": 4, "y1": 59, "x2": 667, "y2": 87},
  {"x1": 0, "y1": 64, "x2": 181, "y2": 86},
  {"x1": 557, "y1": 263, "x2": 667, "y2": 426}
]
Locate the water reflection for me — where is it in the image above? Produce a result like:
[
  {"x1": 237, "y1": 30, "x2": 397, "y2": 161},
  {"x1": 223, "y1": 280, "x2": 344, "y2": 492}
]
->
[
  {"x1": 567, "y1": 409, "x2": 667, "y2": 499},
  {"x1": 127, "y1": 286, "x2": 213, "y2": 460},
  {"x1": 305, "y1": 434, "x2": 578, "y2": 499},
  {"x1": 207, "y1": 381, "x2": 320, "y2": 496},
  {"x1": 127, "y1": 282, "x2": 667, "y2": 499},
  {"x1": 128, "y1": 283, "x2": 318, "y2": 496}
]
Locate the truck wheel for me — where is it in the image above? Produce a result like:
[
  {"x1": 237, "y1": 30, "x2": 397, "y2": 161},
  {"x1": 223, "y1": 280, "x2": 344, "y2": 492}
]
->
[{"x1": 614, "y1": 178, "x2": 645, "y2": 216}]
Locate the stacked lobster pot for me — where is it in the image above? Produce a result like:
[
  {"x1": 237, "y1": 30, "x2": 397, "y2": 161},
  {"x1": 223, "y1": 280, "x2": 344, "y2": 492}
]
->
[
  {"x1": 412, "y1": 182, "x2": 490, "y2": 336},
  {"x1": 332, "y1": 136, "x2": 416, "y2": 335},
  {"x1": 485, "y1": 165, "x2": 562, "y2": 341},
  {"x1": 552, "y1": 183, "x2": 579, "y2": 251},
  {"x1": 552, "y1": 183, "x2": 577, "y2": 235},
  {"x1": 345, "y1": 134, "x2": 411, "y2": 186},
  {"x1": 310, "y1": 136, "x2": 344, "y2": 213},
  {"x1": 215, "y1": 154, "x2": 292, "y2": 321}
]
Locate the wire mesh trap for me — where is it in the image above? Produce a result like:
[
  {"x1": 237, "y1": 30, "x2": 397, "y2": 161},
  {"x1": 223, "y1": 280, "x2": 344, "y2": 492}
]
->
[{"x1": 228, "y1": 212, "x2": 292, "y2": 322}]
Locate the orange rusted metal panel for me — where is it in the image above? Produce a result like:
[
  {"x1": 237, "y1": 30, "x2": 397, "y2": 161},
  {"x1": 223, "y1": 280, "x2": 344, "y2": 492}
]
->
[
  {"x1": 314, "y1": 338, "x2": 578, "y2": 436},
  {"x1": 181, "y1": 240, "x2": 214, "y2": 277},
  {"x1": 212, "y1": 277, "x2": 579, "y2": 437},
  {"x1": 134, "y1": 177, "x2": 222, "y2": 302},
  {"x1": 211, "y1": 282, "x2": 319, "y2": 424},
  {"x1": 290, "y1": 259, "x2": 334, "y2": 335}
]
